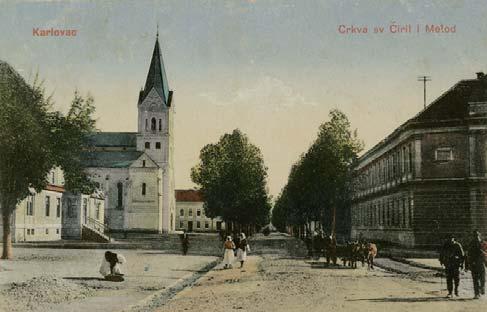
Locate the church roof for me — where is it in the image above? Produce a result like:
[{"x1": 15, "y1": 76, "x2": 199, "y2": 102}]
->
[
  {"x1": 175, "y1": 190, "x2": 204, "y2": 202},
  {"x1": 81, "y1": 151, "x2": 143, "y2": 168},
  {"x1": 88, "y1": 132, "x2": 137, "y2": 148},
  {"x1": 140, "y1": 35, "x2": 171, "y2": 106}
]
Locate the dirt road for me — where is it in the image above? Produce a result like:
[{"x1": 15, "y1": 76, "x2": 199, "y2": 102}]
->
[{"x1": 154, "y1": 256, "x2": 486, "y2": 312}]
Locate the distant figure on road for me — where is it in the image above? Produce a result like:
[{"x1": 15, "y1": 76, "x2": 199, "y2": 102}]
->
[
  {"x1": 100, "y1": 251, "x2": 126, "y2": 281},
  {"x1": 466, "y1": 230, "x2": 486, "y2": 299},
  {"x1": 367, "y1": 242, "x2": 377, "y2": 270},
  {"x1": 439, "y1": 235, "x2": 465, "y2": 298},
  {"x1": 237, "y1": 233, "x2": 250, "y2": 268},
  {"x1": 180, "y1": 231, "x2": 190, "y2": 255},
  {"x1": 223, "y1": 236, "x2": 236, "y2": 269},
  {"x1": 325, "y1": 235, "x2": 337, "y2": 265}
]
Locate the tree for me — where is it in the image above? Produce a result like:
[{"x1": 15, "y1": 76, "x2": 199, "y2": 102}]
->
[
  {"x1": 191, "y1": 129, "x2": 271, "y2": 232},
  {"x1": 272, "y1": 109, "x2": 363, "y2": 238},
  {"x1": 0, "y1": 61, "x2": 96, "y2": 259}
]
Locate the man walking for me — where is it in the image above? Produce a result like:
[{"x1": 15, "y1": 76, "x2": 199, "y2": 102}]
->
[
  {"x1": 466, "y1": 231, "x2": 486, "y2": 299},
  {"x1": 439, "y1": 234, "x2": 465, "y2": 298}
]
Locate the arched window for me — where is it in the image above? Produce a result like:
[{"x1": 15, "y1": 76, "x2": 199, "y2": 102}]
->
[
  {"x1": 142, "y1": 183, "x2": 146, "y2": 195},
  {"x1": 158, "y1": 119, "x2": 162, "y2": 131},
  {"x1": 145, "y1": 119, "x2": 148, "y2": 131},
  {"x1": 117, "y1": 182, "x2": 123, "y2": 209},
  {"x1": 145, "y1": 142, "x2": 150, "y2": 149},
  {"x1": 151, "y1": 118, "x2": 156, "y2": 130}
]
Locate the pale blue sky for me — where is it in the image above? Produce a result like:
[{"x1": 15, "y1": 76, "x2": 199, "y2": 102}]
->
[{"x1": 1, "y1": 0, "x2": 486, "y2": 196}]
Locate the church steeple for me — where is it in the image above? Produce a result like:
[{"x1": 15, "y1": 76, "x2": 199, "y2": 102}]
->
[{"x1": 140, "y1": 33, "x2": 170, "y2": 106}]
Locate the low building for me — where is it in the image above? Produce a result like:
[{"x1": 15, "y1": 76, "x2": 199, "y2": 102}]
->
[
  {"x1": 61, "y1": 191, "x2": 106, "y2": 240},
  {"x1": 351, "y1": 72, "x2": 487, "y2": 247},
  {"x1": 176, "y1": 190, "x2": 225, "y2": 232},
  {"x1": 0, "y1": 168, "x2": 64, "y2": 242}
]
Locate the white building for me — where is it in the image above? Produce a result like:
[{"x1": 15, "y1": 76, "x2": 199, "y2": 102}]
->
[
  {"x1": 81, "y1": 34, "x2": 176, "y2": 234},
  {"x1": 176, "y1": 190, "x2": 225, "y2": 232},
  {"x1": 0, "y1": 168, "x2": 64, "y2": 242}
]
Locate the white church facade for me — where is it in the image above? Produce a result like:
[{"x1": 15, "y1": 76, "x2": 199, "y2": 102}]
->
[{"x1": 81, "y1": 34, "x2": 176, "y2": 234}]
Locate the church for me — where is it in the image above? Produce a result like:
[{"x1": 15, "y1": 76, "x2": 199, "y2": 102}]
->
[{"x1": 81, "y1": 33, "x2": 176, "y2": 234}]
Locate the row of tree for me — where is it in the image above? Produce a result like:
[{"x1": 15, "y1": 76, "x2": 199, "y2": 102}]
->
[
  {"x1": 271, "y1": 110, "x2": 363, "y2": 238},
  {"x1": 0, "y1": 61, "x2": 96, "y2": 259},
  {"x1": 191, "y1": 129, "x2": 271, "y2": 234}
]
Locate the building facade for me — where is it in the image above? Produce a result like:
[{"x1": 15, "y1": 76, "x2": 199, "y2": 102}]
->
[
  {"x1": 351, "y1": 72, "x2": 487, "y2": 247},
  {"x1": 176, "y1": 190, "x2": 225, "y2": 232},
  {"x1": 0, "y1": 168, "x2": 64, "y2": 242},
  {"x1": 82, "y1": 34, "x2": 176, "y2": 234}
]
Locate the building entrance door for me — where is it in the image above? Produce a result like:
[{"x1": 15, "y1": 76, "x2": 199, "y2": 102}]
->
[{"x1": 187, "y1": 221, "x2": 193, "y2": 232}]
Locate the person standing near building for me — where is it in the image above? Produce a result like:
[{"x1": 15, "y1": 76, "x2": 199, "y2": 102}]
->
[
  {"x1": 237, "y1": 233, "x2": 250, "y2": 268},
  {"x1": 466, "y1": 231, "x2": 486, "y2": 299},
  {"x1": 180, "y1": 231, "x2": 189, "y2": 255},
  {"x1": 439, "y1": 235, "x2": 465, "y2": 298},
  {"x1": 223, "y1": 236, "x2": 236, "y2": 269}
]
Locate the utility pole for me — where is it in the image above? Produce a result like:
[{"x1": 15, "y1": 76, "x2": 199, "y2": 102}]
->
[{"x1": 417, "y1": 76, "x2": 431, "y2": 109}]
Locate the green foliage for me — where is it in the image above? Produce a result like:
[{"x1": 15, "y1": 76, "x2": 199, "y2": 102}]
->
[
  {"x1": 191, "y1": 129, "x2": 271, "y2": 228},
  {"x1": 272, "y1": 109, "x2": 363, "y2": 235}
]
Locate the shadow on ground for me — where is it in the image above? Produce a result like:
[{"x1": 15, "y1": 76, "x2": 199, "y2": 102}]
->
[{"x1": 348, "y1": 296, "x2": 472, "y2": 303}]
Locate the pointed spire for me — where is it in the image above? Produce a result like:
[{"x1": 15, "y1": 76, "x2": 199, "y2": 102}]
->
[{"x1": 140, "y1": 32, "x2": 170, "y2": 106}]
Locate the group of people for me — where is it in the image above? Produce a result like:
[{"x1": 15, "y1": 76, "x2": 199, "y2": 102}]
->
[
  {"x1": 223, "y1": 233, "x2": 251, "y2": 269},
  {"x1": 305, "y1": 230, "x2": 338, "y2": 265},
  {"x1": 439, "y1": 230, "x2": 487, "y2": 299}
]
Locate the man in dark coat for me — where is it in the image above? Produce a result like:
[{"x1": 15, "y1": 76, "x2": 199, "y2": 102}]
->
[
  {"x1": 439, "y1": 235, "x2": 465, "y2": 298},
  {"x1": 466, "y1": 231, "x2": 486, "y2": 299}
]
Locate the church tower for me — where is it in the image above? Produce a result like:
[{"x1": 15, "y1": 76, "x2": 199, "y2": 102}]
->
[{"x1": 136, "y1": 33, "x2": 175, "y2": 232}]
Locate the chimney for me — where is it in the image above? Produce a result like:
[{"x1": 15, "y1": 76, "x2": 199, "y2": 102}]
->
[{"x1": 476, "y1": 72, "x2": 485, "y2": 79}]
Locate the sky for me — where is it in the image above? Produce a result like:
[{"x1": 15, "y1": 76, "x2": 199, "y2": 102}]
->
[{"x1": 1, "y1": 0, "x2": 486, "y2": 197}]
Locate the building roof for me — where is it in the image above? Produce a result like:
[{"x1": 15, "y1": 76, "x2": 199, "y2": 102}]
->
[
  {"x1": 139, "y1": 35, "x2": 171, "y2": 106},
  {"x1": 81, "y1": 151, "x2": 143, "y2": 168},
  {"x1": 175, "y1": 190, "x2": 204, "y2": 202},
  {"x1": 88, "y1": 132, "x2": 137, "y2": 148},
  {"x1": 358, "y1": 72, "x2": 487, "y2": 163}
]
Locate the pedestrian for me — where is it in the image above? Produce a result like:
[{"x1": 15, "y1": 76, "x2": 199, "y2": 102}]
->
[
  {"x1": 99, "y1": 251, "x2": 126, "y2": 281},
  {"x1": 180, "y1": 231, "x2": 190, "y2": 255},
  {"x1": 465, "y1": 230, "x2": 486, "y2": 299},
  {"x1": 367, "y1": 242, "x2": 377, "y2": 270},
  {"x1": 439, "y1": 234, "x2": 465, "y2": 298},
  {"x1": 223, "y1": 236, "x2": 235, "y2": 269},
  {"x1": 237, "y1": 233, "x2": 250, "y2": 268}
]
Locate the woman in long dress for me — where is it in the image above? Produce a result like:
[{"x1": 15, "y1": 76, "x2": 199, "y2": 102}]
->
[
  {"x1": 236, "y1": 233, "x2": 250, "y2": 268},
  {"x1": 223, "y1": 236, "x2": 235, "y2": 269}
]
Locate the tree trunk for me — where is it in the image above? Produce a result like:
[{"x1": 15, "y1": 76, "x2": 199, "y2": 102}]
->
[{"x1": 2, "y1": 211, "x2": 13, "y2": 259}]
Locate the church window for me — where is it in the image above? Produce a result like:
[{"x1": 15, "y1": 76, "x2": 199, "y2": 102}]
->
[
  {"x1": 142, "y1": 160, "x2": 146, "y2": 167},
  {"x1": 159, "y1": 119, "x2": 162, "y2": 131},
  {"x1": 142, "y1": 183, "x2": 146, "y2": 195},
  {"x1": 180, "y1": 209, "x2": 184, "y2": 216},
  {"x1": 151, "y1": 118, "x2": 156, "y2": 131},
  {"x1": 145, "y1": 142, "x2": 150, "y2": 149},
  {"x1": 26, "y1": 195, "x2": 34, "y2": 216},
  {"x1": 156, "y1": 142, "x2": 161, "y2": 149},
  {"x1": 45, "y1": 196, "x2": 50, "y2": 217},
  {"x1": 145, "y1": 119, "x2": 148, "y2": 131},
  {"x1": 117, "y1": 182, "x2": 123, "y2": 209}
]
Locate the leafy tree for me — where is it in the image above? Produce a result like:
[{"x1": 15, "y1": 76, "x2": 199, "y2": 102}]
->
[
  {"x1": 272, "y1": 109, "x2": 363, "y2": 238},
  {"x1": 0, "y1": 61, "x2": 96, "y2": 259},
  {"x1": 191, "y1": 129, "x2": 271, "y2": 232}
]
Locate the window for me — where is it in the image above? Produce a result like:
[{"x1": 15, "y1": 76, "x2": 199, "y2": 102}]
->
[
  {"x1": 83, "y1": 198, "x2": 88, "y2": 221},
  {"x1": 145, "y1": 119, "x2": 148, "y2": 131},
  {"x1": 142, "y1": 160, "x2": 146, "y2": 167},
  {"x1": 32, "y1": 229, "x2": 35, "y2": 235},
  {"x1": 56, "y1": 198, "x2": 61, "y2": 218},
  {"x1": 45, "y1": 196, "x2": 50, "y2": 217},
  {"x1": 145, "y1": 142, "x2": 150, "y2": 149},
  {"x1": 45, "y1": 228, "x2": 49, "y2": 235},
  {"x1": 117, "y1": 182, "x2": 123, "y2": 209},
  {"x1": 408, "y1": 143, "x2": 413, "y2": 173},
  {"x1": 151, "y1": 118, "x2": 156, "y2": 130},
  {"x1": 142, "y1": 183, "x2": 146, "y2": 195},
  {"x1": 27, "y1": 229, "x2": 31, "y2": 235},
  {"x1": 56, "y1": 229, "x2": 60, "y2": 234},
  {"x1": 159, "y1": 119, "x2": 162, "y2": 131},
  {"x1": 435, "y1": 147, "x2": 453, "y2": 161},
  {"x1": 26, "y1": 196, "x2": 34, "y2": 216},
  {"x1": 156, "y1": 142, "x2": 161, "y2": 149},
  {"x1": 180, "y1": 209, "x2": 184, "y2": 216},
  {"x1": 205, "y1": 222, "x2": 209, "y2": 229},
  {"x1": 196, "y1": 221, "x2": 201, "y2": 229},
  {"x1": 96, "y1": 203, "x2": 101, "y2": 220},
  {"x1": 188, "y1": 209, "x2": 193, "y2": 217},
  {"x1": 197, "y1": 210, "x2": 201, "y2": 217},
  {"x1": 67, "y1": 198, "x2": 75, "y2": 217},
  {"x1": 179, "y1": 221, "x2": 184, "y2": 228}
]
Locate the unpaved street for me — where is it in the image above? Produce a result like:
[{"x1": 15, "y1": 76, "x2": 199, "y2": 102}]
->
[{"x1": 154, "y1": 256, "x2": 486, "y2": 312}]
